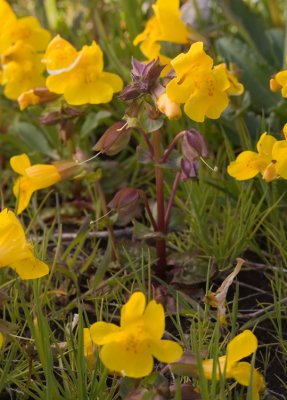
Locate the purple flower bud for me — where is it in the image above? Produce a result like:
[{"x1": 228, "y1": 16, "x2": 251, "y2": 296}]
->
[
  {"x1": 181, "y1": 129, "x2": 208, "y2": 161},
  {"x1": 180, "y1": 159, "x2": 199, "y2": 181},
  {"x1": 120, "y1": 58, "x2": 165, "y2": 101}
]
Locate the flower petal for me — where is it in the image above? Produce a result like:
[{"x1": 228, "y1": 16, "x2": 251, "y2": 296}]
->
[
  {"x1": 83, "y1": 328, "x2": 96, "y2": 368},
  {"x1": 226, "y1": 330, "x2": 257, "y2": 367},
  {"x1": 89, "y1": 321, "x2": 121, "y2": 345},
  {"x1": 150, "y1": 339, "x2": 182, "y2": 363},
  {"x1": 231, "y1": 361, "x2": 265, "y2": 400},
  {"x1": 121, "y1": 292, "x2": 146, "y2": 327},
  {"x1": 100, "y1": 72, "x2": 123, "y2": 93},
  {"x1": 11, "y1": 256, "x2": 49, "y2": 280},
  {"x1": 256, "y1": 133, "x2": 276, "y2": 161},
  {"x1": 202, "y1": 356, "x2": 227, "y2": 380},
  {"x1": 63, "y1": 78, "x2": 114, "y2": 105},
  {"x1": 143, "y1": 299, "x2": 165, "y2": 339},
  {"x1": 227, "y1": 151, "x2": 267, "y2": 180},
  {"x1": 100, "y1": 341, "x2": 153, "y2": 378},
  {"x1": 13, "y1": 177, "x2": 34, "y2": 215},
  {"x1": 10, "y1": 154, "x2": 31, "y2": 175}
]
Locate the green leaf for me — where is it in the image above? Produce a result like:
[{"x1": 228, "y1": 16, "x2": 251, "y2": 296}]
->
[
  {"x1": 10, "y1": 122, "x2": 55, "y2": 157},
  {"x1": 80, "y1": 110, "x2": 111, "y2": 138},
  {"x1": 218, "y1": 0, "x2": 283, "y2": 66},
  {"x1": 216, "y1": 36, "x2": 279, "y2": 109}
]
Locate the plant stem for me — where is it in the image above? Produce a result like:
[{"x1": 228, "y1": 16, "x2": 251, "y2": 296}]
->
[
  {"x1": 160, "y1": 131, "x2": 185, "y2": 163},
  {"x1": 141, "y1": 192, "x2": 158, "y2": 231},
  {"x1": 153, "y1": 130, "x2": 167, "y2": 279},
  {"x1": 140, "y1": 128, "x2": 154, "y2": 158},
  {"x1": 164, "y1": 171, "x2": 181, "y2": 227},
  {"x1": 96, "y1": 182, "x2": 118, "y2": 261}
]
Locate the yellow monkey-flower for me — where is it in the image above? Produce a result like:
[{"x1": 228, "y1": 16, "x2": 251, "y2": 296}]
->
[
  {"x1": 89, "y1": 292, "x2": 183, "y2": 378},
  {"x1": 202, "y1": 330, "x2": 265, "y2": 400},
  {"x1": 43, "y1": 36, "x2": 123, "y2": 106},
  {"x1": 227, "y1": 132, "x2": 287, "y2": 182},
  {"x1": 10, "y1": 154, "x2": 61, "y2": 215},
  {"x1": 0, "y1": 208, "x2": 49, "y2": 279},
  {"x1": 166, "y1": 42, "x2": 231, "y2": 122}
]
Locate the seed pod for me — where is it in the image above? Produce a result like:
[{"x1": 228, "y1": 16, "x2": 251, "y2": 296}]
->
[
  {"x1": 108, "y1": 187, "x2": 141, "y2": 216},
  {"x1": 93, "y1": 121, "x2": 132, "y2": 156}
]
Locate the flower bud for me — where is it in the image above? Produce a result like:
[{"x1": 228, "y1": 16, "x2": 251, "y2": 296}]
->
[
  {"x1": 120, "y1": 58, "x2": 164, "y2": 101},
  {"x1": 262, "y1": 162, "x2": 277, "y2": 182},
  {"x1": 157, "y1": 93, "x2": 182, "y2": 120},
  {"x1": 181, "y1": 129, "x2": 208, "y2": 161},
  {"x1": 93, "y1": 122, "x2": 132, "y2": 156},
  {"x1": 180, "y1": 159, "x2": 199, "y2": 181},
  {"x1": 270, "y1": 76, "x2": 281, "y2": 93},
  {"x1": 108, "y1": 187, "x2": 141, "y2": 215},
  {"x1": 18, "y1": 87, "x2": 59, "y2": 110}
]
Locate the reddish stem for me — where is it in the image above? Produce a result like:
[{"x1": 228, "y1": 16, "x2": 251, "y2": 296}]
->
[
  {"x1": 153, "y1": 130, "x2": 167, "y2": 279},
  {"x1": 141, "y1": 192, "x2": 158, "y2": 231},
  {"x1": 160, "y1": 131, "x2": 185, "y2": 163},
  {"x1": 164, "y1": 171, "x2": 181, "y2": 227}
]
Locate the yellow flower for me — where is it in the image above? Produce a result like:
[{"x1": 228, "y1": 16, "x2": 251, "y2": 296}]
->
[
  {"x1": 0, "y1": 332, "x2": 3, "y2": 348},
  {"x1": 18, "y1": 87, "x2": 59, "y2": 110},
  {"x1": 10, "y1": 154, "x2": 61, "y2": 214},
  {"x1": 1, "y1": 43, "x2": 46, "y2": 99},
  {"x1": 202, "y1": 330, "x2": 265, "y2": 400},
  {"x1": 18, "y1": 89, "x2": 41, "y2": 110},
  {"x1": 89, "y1": 292, "x2": 183, "y2": 378},
  {"x1": 166, "y1": 42, "x2": 230, "y2": 122},
  {"x1": 134, "y1": 0, "x2": 189, "y2": 51},
  {"x1": 0, "y1": 208, "x2": 49, "y2": 279},
  {"x1": 0, "y1": 0, "x2": 16, "y2": 31},
  {"x1": 42, "y1": 35, "x2": 80, "y2": 72},
  {"x1": 227, "y1": 133, "x2": 278, "y2": 182},
  {"x1": 215, "y1": 63, "x2": 244, "y2": 96},
  {"x1": 271, "y1": 69, "x2": 287, "y2": 97},
  {"x1": 43, "y1": 36, "x2": 123, "y2": 105},
  {"x1": 83, "y1": 328, "x2": 96, "y2": 369},
  {"x1": 0, "y1": 5, "x2": 50, "y2": 100},
  {"x1": 133, "y1": 0, "x2": 196, "y2": 75},
  {"x1": 0, "y1": 16, "x2": 50, "y2": 54},
  {"x1": 157, "y1": 92, "x2": 182, "y2": 120}
]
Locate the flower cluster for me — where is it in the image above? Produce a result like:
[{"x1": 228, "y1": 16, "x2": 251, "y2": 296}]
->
[
  {"x1": 85, "y1": 292, "x2": 183, "y2": 378},
  {"x1": 227, "y1": 128, "x2": 287, "y2": 182},
  {"x1": 0, "y1": 0, "x2": 50, "y2": 99},
  {"x1": 0, "y1": 208, "x2": 49, "y2": 279},
  {"x1": 164, "y1": 42, "x2": 244, "y2": 122},
  {"x1": 42, "y1": 35, "x2": 123, "y2": 106},
  {"x1": 202, "y1": 330, "x2": 265, "y2": 400}
]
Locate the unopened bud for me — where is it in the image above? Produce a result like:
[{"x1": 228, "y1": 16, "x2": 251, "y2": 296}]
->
[
  {"x1": 270, "y1": 76, "x2": 281, "y2": 93},
  {"x1": 180, "y1": 159, "x2": 199, "y2": 181},
  {"x1": 182, "y1": 129, "x2": 208, "y2": 161},
  {"x1": 157, "y1": 93, "x2": 182, "y2": 120},
  {"x1": 18, "y1": 87, "x2": 59, "y2": 110},
  {"x1": 263, "y1": 162, "x2": 277, "y2": 182},
  {"x1": 108, "y1": 187, "x2": 141, "y2": 215},
  {"x1": 120, "y1": 58, "x2": 164, "y2": 101},
  {"x1": 93, "y1": 122, "x2": 132, "y2": 156}
]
